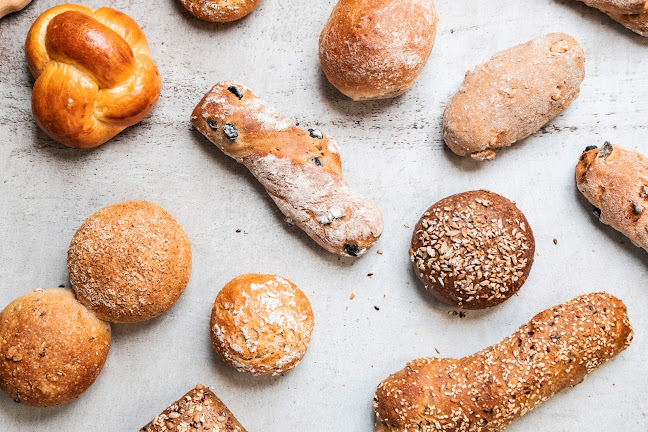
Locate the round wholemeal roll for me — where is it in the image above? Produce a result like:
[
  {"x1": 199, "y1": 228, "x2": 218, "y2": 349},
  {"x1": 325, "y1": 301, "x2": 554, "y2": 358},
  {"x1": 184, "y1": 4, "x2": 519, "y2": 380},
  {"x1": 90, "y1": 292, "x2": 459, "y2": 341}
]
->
[
  {"x1": 210, "y1": 274, "x2": 315, "y2": 375},
  {"x1": 319, "y1": 0, "x2": 438, "y2": 100},
  {"x1": 0, "y1": 288, "x2": 111, "y2": 407},
  {"x1": 25, "y1": 4, "x2": 161, "y2": 148},
  {"x1": 410, "y1": 190, "x2": 535, "y2": 309},
  {"x1": 68, "y1": 201, "x2": 192, "y2": 323},
  {"x1": 179, "y1": 0, "x2": 260, "y2": 22}
]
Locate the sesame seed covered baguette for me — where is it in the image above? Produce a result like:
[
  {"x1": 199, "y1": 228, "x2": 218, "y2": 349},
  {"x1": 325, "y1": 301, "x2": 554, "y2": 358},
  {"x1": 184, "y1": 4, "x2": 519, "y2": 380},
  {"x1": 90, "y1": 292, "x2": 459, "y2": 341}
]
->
[
  {"x1": 373, "y1": 292, "x2": 633, "y2": 432},
  {"x1": 140, "y1": 384, "x2": 247, "y2": 432},
  {"x1": 191, "y1": 81, "x2": 383, "y2": 257},
  {"x1": 576, "y1": 143, "x2": 648, "y2": 253}
]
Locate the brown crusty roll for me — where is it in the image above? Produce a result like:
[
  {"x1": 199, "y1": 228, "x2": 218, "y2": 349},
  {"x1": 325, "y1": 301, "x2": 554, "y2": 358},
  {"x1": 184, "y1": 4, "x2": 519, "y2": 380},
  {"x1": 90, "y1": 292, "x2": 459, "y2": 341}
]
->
[
  {"x1": 575, "y1": 0, "x2": 648, "y2": 36},
  {"x1": 0, "y1": 288, "x2": 111, "y2": 407},
  {"x1": 576, "y1": 142, "x2": 648, "y2": 253},
  {"x1": 191, "y1": 81, "x2": 383, "y2": 257},
  {"x1": 410, "y1": 190, "x2": 535, "y2": 310},
  {"x1": 140, "y1": 384, "x2": 247, "y2": 432},
  {"x1": 319, "y1": 0, "x2": 439, "y2": 100},
  {"x1": 68, "y1": 201, "x2": 192, "y2": 323},
  {"x1": 374, "y1": 292, "x2": 633, "y2": 432},
  {"x1": 25, "y1": 4, "x2": 161, "y2": 148},
  {"x1": 179, "y1": 0, "x2": 260, "y2": 22},
  {"x1": 210, "y1": 274, "x2": 315, "y2": 375},
  {"x1": 443, "y1": 33, "x2": 585, "y2": 161}
]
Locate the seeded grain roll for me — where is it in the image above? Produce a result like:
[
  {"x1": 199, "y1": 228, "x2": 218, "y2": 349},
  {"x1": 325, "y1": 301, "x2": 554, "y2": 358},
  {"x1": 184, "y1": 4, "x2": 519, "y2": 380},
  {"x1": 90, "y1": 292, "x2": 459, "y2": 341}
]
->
[
  {"x1": 179, "y1": 0, "x2": 260, "y2": 22},
  {"x1": 410, "y1": 190, "x2": 534, "y2": 310},
  {"x1": 0, "y1": 288, "x2": 111, "y2": 407},
  {"x1": 574, "y1": 0, "x2": 648, "y2": 36},
  {"x1": 443, "y1": 33, "x2": 585, "y2": 161},
  {"x1": 576, "y1": 142, "x2": 648, "y2": 253},
  {"x1": 374, "y1": 292, "x2": 633, "y2": 432},
  {"x1": 140, "y1": 384, "x2": 247, "y2": 432},
  {"x1": 319, "y1": 0, "x2": 439, "y2": 100},
  {"x1": 68, "y1": 201, "x2": 192, "y2": 323},
  {"x1": 210, "y1": 274, "x2": 314, "y2": 376}
]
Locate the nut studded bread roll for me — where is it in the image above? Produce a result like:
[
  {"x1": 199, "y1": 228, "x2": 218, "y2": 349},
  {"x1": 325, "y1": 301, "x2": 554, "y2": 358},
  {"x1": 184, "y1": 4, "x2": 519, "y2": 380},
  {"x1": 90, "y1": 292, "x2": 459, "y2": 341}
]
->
[
  {"x1": 443, "y1": 33, "x2": 585, "y2": 161},
  {"x1": 410, "y1": 190, "x2": 535, "y2": 310},
  {"x1": 374, "y1": 292, "x2": 633, "y2": 432},
  {"x1": 140, "y1": 384, "x2": 247, "y2": 432},
  {"x1": 319, "y1": 0, "x2": 438, "y2": 100},
  {"x1": 68, "y1": 201, "x2": 192, "y2": 323},
  {"x1": 0, "y1": 288, "x2": 111, "y2": 407},
  {"x1": 0, "y1": 0, "x2": 31, "y2": 19},
  {"x1": 25, "y1": 4, "x2": 161, "y2": 148},
  {"x1": 575, "y1": 0, "x2": 648, "y2": 36},
  {"x1": 192, "y1": 81, "x2": 383, "y2": 257},
  {"x1": 576, "y1": 142, "x2": 648, "y2": 253},
  {"x1": 211, "y1": 274, "x2": 314, "y2": 375},
  {"x1": 179, "y1": 0, "x2": 260, "y2": 22}
]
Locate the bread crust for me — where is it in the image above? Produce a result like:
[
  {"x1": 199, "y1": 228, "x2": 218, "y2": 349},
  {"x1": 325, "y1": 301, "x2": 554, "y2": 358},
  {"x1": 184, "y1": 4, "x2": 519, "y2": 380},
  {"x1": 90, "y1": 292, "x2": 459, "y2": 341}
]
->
[
  {"x1": 68, "y1": 201, "x2": 192, "y2": 323},
  {"x1": 576, "y1": 143, "x2": 648, "y2": 252},
  {"x1": 191, "y1": 80, "x2": 383, "y2": 257},
  {"x1": 0, "y1": 0, "x2": 31, "y2": 19},
  {"x1": 410, "y1": 190, "x2": 534, "y2": 310},
  {"x1": 179, "y1": 0, "x2": 260, "y2": 22},
  {"x1": 0, "y1": 288, "x2": 111, "y2": 407},
  {"x1": 140, "y1": 384, "x2": 247, "y2": 431},
  {"x1": 25, "y1": 4, "x2": 161, "y2": 148},
  {"x1": 210, "y1": 274, "x2": 314, "y2": 375},
  {"x1": 443, "y1": 33, "x2": 585, "y2": 161},
  {"x1": 575, "y1": 0, "x2": 648, "y2": 35},
  {"x1": 319, "y1": 0, "x2": 438, "y2": 100},
  {"x1": 374, "y1": 292, "x2": 633, "y2": 432}
]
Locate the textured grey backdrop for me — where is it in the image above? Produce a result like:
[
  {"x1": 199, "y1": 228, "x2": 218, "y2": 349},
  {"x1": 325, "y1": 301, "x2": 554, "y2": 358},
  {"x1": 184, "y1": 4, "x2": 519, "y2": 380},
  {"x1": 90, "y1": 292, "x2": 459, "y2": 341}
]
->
[{"x1": 0, "y1": 0, "x2": 647, "y2": 430}]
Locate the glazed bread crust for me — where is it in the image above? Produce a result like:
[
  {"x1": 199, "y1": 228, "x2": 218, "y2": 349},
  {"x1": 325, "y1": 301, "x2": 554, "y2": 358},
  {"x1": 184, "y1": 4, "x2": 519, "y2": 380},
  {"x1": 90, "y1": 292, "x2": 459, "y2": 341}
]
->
[
  {"x1": 576, "y1": 0, "x2": 648, "y2": 35},
  {"x1": 576, "y1": 143, "x2": 648, "y2": 252},
  {"x1": 374, "y1": 292, "x2": 633, "y2": 432},
  {"x1": 410, "y1": 190, "x2": 534, "y2": 310},
  {"x1": 210, "y1": 274, "x2": 315, "y2": 375},
  {"x1": 443, "y1": 33, "x2": 585, "y2": 161},
  {"x1": 0, "y1": 288, "x2": 111, "y2": 407},
  {"x1": 140, "y1": 384, "x2": 247, "y2": 431},
  {"x1": 25, "y1": 4, "x2": 161, "y2": 148},
  {"x1": 68, "y1": 201, "x2": 192, "y2": 323},
  {"x1": 192, "y1": 81, "x2": 383, "y2": 257},
  {"x1": 319, "y1": 0, "x2": 438, "y2": 100},
  {"x1": 179, "y1": 0, "x2": 260, "y2": 22}
]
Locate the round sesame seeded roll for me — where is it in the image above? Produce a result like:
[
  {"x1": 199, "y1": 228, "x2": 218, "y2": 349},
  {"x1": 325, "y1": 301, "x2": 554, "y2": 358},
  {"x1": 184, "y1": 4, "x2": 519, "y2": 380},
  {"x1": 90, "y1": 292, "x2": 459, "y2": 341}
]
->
[
  {"x1": 410, "y1": 190, "x2": 535, "y2": 310},
  {"x1": 373, "y1": 292, "x2": 634, "y2": 432}
]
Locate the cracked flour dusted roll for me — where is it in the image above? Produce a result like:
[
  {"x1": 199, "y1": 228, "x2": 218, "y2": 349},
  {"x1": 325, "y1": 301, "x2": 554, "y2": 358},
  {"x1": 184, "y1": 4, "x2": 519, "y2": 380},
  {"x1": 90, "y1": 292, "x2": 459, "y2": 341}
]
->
[
  {"x1": 319, "y1": 0, "x2": 439, "y2": 100},
  {"x1": 574, "y1": 0, "x2": 648, "y2": 36},
  {"x1": 210, "y1": 274, "x2": 314, "y2": 376},
  {"x1": 373, "y1": 292, "x2": 633, "y2": 432},
  {"x1": 576, "y1": 142, "x2": 648, "y2": 253},
  {"x1": 0, "y1": 288, "x2": 111, "y2": 407},
  {"x1": 192, "y1": 80, "x2": 383, "y2": 257},
  {"x1": 179, "y1": 0, "x2": 260, "y2": 22}
]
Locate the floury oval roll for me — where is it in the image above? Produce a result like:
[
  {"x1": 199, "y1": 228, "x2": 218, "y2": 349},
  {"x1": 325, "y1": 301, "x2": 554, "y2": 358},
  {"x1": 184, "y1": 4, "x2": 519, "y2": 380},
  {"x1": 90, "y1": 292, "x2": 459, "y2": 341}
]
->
[
  {"x1": 373, "y1": 292, "x2": 633, "y2": 432},
  {"x1": 443, "y1": 33, "x2": 585, "y2": 161}
]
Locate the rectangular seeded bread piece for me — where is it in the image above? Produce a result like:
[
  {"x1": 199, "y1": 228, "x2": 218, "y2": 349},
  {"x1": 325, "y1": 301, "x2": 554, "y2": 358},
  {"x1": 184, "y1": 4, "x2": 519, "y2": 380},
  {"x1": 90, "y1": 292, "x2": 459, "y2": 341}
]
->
[{"x1": 140, "y1": 384, "x2": 247, "y2": 432}]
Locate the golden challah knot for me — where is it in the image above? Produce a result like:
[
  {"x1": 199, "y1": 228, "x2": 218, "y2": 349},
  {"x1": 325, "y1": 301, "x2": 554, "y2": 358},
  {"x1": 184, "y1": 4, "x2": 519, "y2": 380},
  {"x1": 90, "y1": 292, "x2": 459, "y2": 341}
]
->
[{"x1": 25, "y1": 4, "x2": 161, "y2": 149}]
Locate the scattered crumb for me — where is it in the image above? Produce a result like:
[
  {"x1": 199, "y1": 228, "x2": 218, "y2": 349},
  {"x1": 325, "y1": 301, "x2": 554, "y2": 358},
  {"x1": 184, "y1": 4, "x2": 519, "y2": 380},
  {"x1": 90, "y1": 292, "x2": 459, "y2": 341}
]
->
[
  {"x1": 236, "y1": 229, "x2": 242, "y2": 233},
  {"x1": 553, "y1": 238, "x2": 557, "y2": 245},
  {"x1": 459, "y1": 311, "x2": 468, "y2": 318},
  {"x1": 448, "y1": 311, "x2": 458, "y2": 316},
  {"x1": 350, "y1": 293, "x2": 355, "y2": 300},
  {"x1": 377, "y1": 250, "x2": 384, "y2": 255},
  {"x1": 383, "y1": 294, "x2": 386, "y2": 298},
  {"x1": 404, "y1": 222, "x2": 410, "y2": 228},
  {"x1": 346, "y1": 306, "x2": 348, "y2": 310},
  {"x1": 435, "y1": 347, "x2": 440, "y2": 354},
  {"x1": 368, "y1": 273, "x2": 374, "y2": 277},
  {"x1": 374, "y1": 306, "x2": 380, "y2": 311},
  {"x1": 58, "y1": 284, "x2": 65, "y2": 288},
  {"x1": 415, "y1": 331, "x2": 419, "y2": 335},
  {"x1": 405, "y1": 281, "x2": 410, "y2": 285}
]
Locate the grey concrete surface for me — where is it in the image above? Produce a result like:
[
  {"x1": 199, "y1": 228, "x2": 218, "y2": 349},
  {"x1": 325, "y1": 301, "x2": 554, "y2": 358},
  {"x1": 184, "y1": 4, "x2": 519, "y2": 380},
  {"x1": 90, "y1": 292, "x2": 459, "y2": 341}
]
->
[{"x1": 0, "y1": 0, "x2": 647, "y2": 430}]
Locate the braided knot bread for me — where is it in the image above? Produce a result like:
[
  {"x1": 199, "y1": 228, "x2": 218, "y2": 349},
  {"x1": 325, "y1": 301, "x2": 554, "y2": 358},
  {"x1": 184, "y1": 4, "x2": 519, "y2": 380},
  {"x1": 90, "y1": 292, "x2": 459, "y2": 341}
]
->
[{"x1": 25, "y1": 4, "x2": 161, "y2": 148}]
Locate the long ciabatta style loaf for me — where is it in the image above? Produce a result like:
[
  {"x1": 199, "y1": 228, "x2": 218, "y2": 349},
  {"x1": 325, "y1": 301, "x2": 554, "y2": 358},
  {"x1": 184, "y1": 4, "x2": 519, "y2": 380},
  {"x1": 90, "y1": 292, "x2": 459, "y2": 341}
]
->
[
  {"x1": 373, "y1": 292, "x2": 633, "y2": 432},
  {"x1": 191, "y1": 81, "x2": 383, "y2": 257},
  {"x1": 575, "y1": 0, "x2": 648, "y2": 36},
  {"x1": 140, "y1": 384, "x2": 247, "y2": 431},
  {"x1": 576, "y1": 143, "x2": 648, "y2": 253}
]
